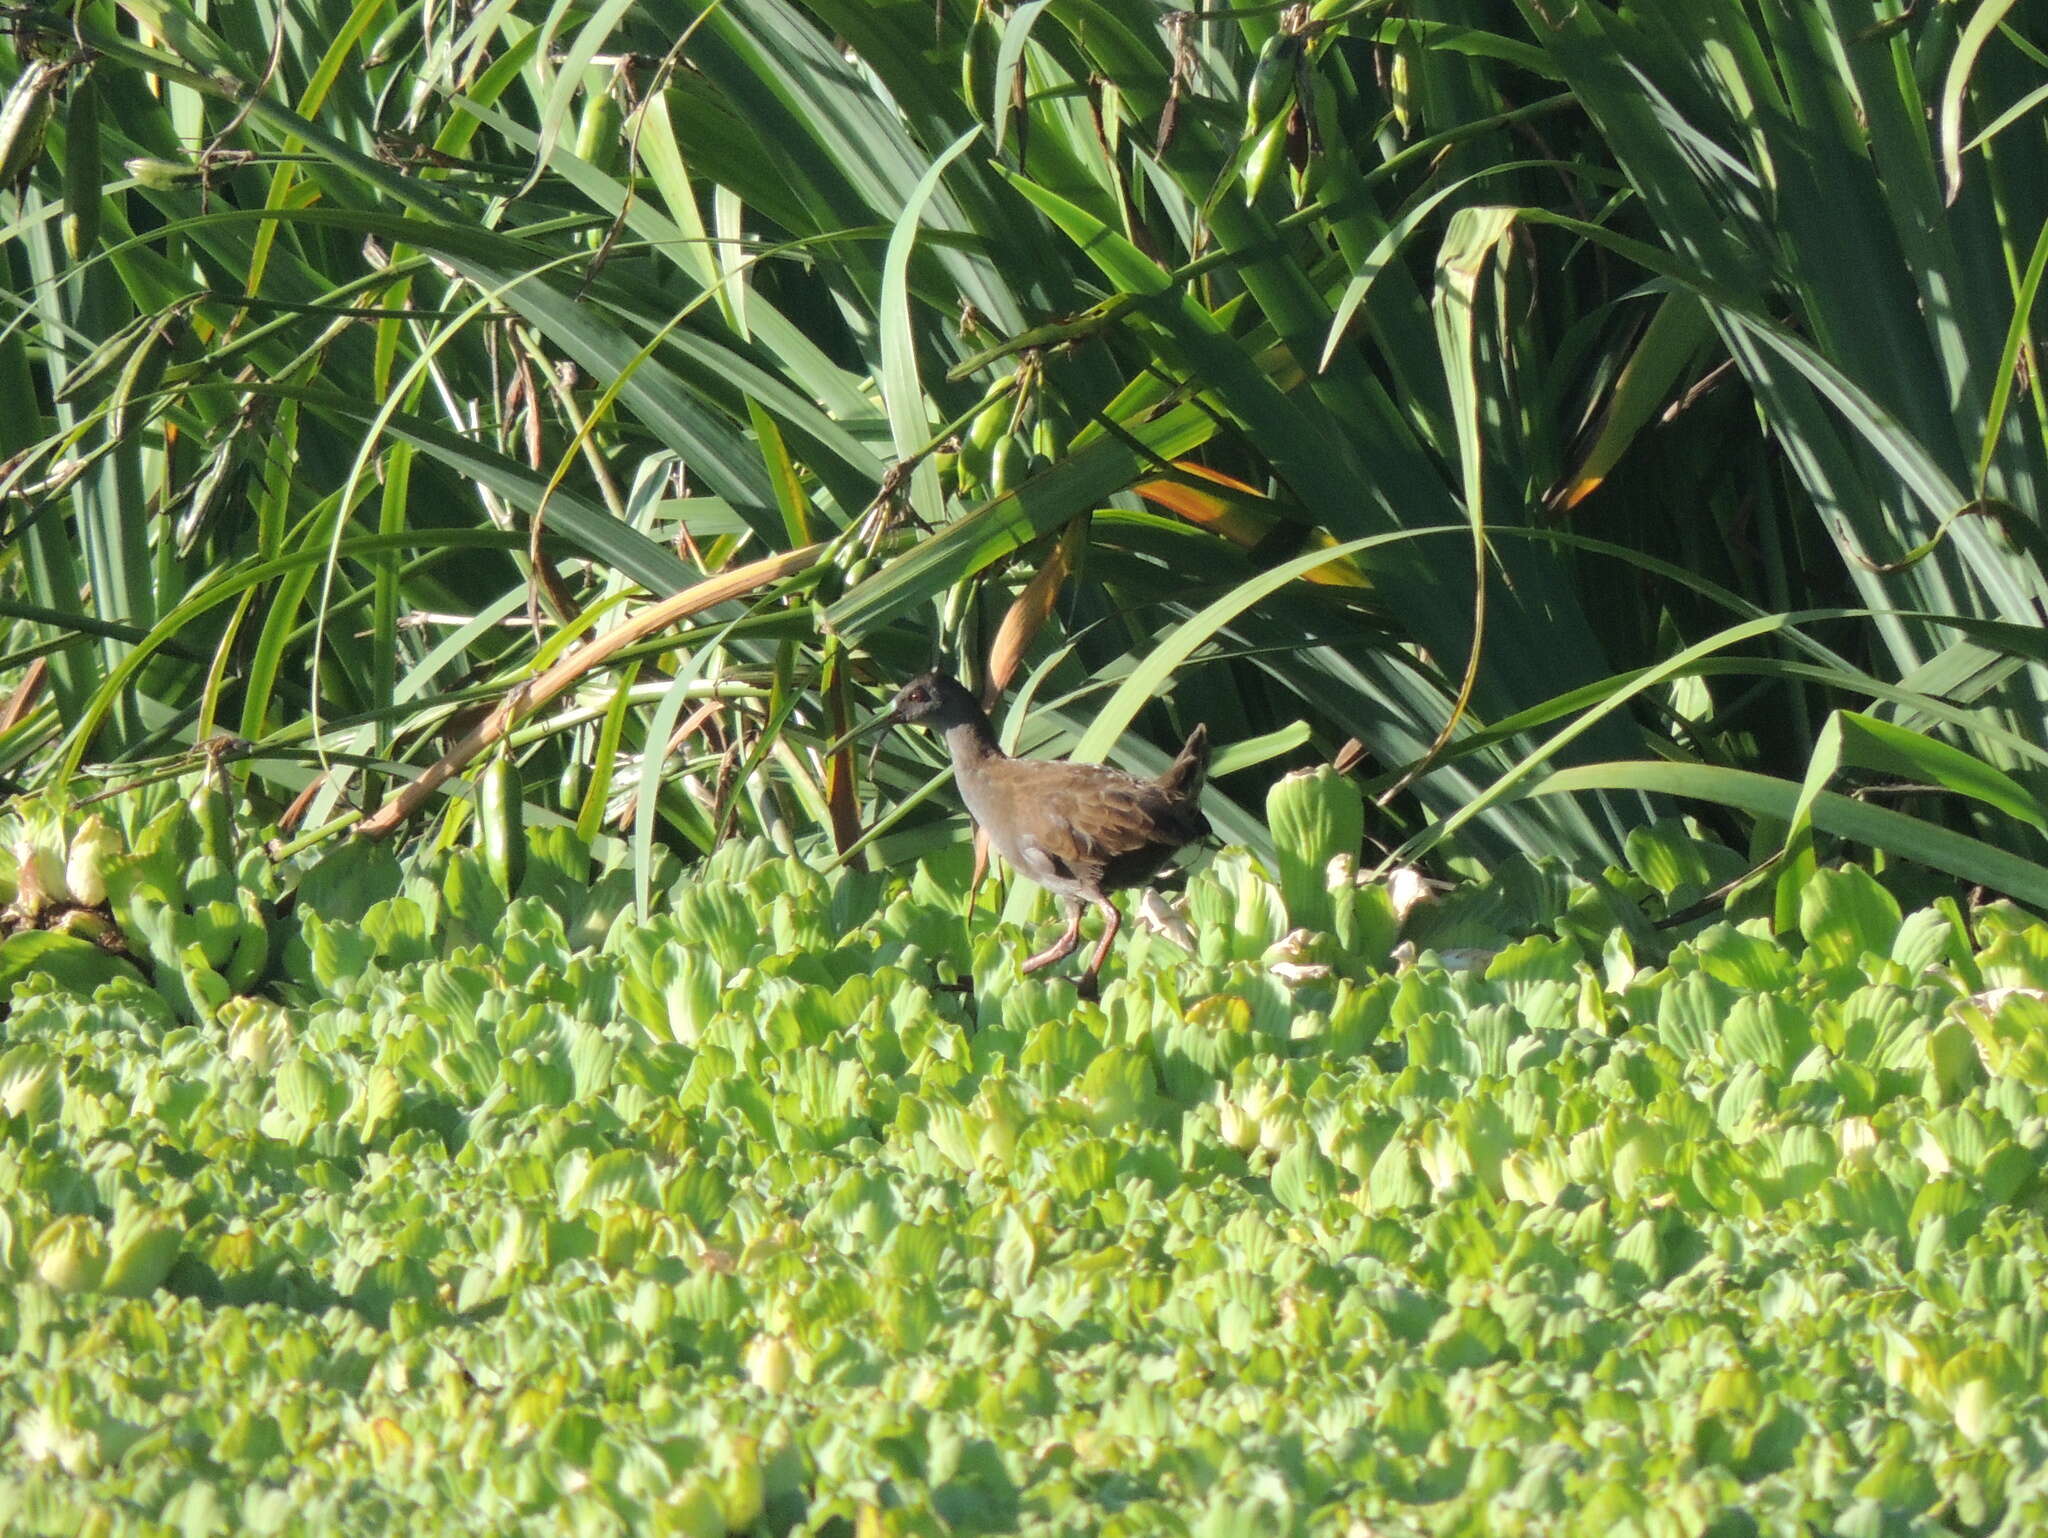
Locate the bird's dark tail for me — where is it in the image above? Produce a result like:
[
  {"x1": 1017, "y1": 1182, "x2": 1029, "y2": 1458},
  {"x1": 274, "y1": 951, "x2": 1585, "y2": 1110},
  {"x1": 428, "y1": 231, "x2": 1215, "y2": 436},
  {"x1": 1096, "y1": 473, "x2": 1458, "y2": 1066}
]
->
[{"x1": 1156, "y1": 722, "x2": 1209, "y2": 805}]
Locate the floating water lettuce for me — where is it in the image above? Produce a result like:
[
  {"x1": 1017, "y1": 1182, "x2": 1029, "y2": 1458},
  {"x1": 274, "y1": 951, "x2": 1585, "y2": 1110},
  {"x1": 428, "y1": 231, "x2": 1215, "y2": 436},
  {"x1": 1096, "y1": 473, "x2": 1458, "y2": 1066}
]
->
[{"x1": 0, "y1": 777, "x2": 2044, "y2": 1534}]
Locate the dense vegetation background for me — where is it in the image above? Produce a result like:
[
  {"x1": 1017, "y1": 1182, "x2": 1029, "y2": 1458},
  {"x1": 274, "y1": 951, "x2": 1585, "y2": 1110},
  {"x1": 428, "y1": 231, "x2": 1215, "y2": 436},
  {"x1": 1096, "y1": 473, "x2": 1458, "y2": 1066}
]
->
[
  {"x1": 4, "y1": 1, "x2": 2048, "y2": 1534},
  {"x1": 0, "y1": 0, "x2": 2044, "y2": 905}
]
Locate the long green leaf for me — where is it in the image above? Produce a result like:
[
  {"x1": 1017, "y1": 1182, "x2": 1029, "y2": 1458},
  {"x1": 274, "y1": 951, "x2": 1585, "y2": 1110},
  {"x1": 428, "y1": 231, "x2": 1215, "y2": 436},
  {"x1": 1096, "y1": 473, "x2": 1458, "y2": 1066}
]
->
[{"x1": 1530, "y1": 759, "x2": 2048, "y2": 910}]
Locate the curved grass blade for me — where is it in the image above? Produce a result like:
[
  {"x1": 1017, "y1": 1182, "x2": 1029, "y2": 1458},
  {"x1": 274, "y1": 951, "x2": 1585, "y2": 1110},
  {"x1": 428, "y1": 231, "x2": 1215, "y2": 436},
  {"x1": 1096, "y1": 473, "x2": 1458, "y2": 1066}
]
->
[
  {"x1": 880, "y1": 126, "x2": 982, "y2": 529},
  {"x1": 1529, "y1": 760, "x2": 2048, "y2": 911}
]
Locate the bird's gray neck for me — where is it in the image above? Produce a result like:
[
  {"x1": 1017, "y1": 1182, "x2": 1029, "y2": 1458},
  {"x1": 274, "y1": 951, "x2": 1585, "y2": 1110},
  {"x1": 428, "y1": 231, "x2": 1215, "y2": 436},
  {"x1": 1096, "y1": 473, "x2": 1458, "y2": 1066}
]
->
[{"x1": 942, "y1": 713, "x2": 1003, "y2": 771}]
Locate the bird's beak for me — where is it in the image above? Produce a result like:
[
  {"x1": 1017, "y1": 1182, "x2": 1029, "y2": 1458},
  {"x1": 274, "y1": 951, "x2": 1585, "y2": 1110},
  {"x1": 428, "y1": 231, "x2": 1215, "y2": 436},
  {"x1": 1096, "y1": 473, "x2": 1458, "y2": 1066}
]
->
[{"x1": 822, "y1": 703, "x2": 898, "y2": 758}]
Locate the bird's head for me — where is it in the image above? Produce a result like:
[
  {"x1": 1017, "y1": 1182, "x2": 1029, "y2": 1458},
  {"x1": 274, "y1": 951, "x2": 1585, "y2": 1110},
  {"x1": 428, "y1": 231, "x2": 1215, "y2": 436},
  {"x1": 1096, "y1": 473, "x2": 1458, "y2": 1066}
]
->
[{"x1": 887, "y1": 669, "x2": 978, "y2": 729}]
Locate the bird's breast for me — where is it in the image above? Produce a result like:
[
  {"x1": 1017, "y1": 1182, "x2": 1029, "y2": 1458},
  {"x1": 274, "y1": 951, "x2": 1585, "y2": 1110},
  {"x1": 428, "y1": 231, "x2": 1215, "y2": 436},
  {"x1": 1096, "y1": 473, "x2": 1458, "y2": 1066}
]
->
[{"x1": 955, "y1": 763, "x2": 998, "y2": 832}]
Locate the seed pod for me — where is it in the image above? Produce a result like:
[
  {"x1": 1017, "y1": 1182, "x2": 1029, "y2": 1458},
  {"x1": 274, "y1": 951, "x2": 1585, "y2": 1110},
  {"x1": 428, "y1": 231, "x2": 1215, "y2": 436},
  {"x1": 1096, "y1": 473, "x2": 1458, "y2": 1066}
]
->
[
  {"x1": 836, "y1": 550, "x2": 872, "y2": 595},
  {"x1": 967, "y1": 381, "x2": 1014, "y2": 450},
  {"x1": 960, "y1": 387, "x2": 1011, "y2": 490},
  {"x1": 1243, "y1": 115, "x2": 1290, "y2": 204},
  {"x1": 989, "y1": 433, "x2": 1026, "y2": 496},
  {"x1": 124, "y1": 156, "x2": 205, "y2": 190},
  {"x1": 573, "y1": 73, "x2": 623, "y2": 174},
  {"x1": 1265, "y1": 764, "x2": 1364, "y2": 935},
  {"x1": 107, "y1": 311, "x2": 171, "y2": 446},
  {"x1": 0, "y1": 59, "x2": 63, "y2": 192},
  {"x1": 1389, "y1": 35, "x2": 1415, "y2": 138},
  {"x1": 173, "y1": 438, "x2": 237, "y2": 556},
  {"x1": 1244, "y1": 32, "x2": 1302, "y2": 140},
  {"x1": 60, "y1": 68, "x2": 99, "y2": 259},
  {"x1": 479, "y1": 751, "x2": 525, "y2": 895}
]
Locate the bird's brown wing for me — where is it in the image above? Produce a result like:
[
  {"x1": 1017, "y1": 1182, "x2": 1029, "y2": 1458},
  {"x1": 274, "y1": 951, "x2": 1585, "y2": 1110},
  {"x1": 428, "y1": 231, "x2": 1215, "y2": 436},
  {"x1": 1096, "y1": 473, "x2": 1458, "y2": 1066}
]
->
[{"x1": 1026, "y1": 762, "x2": 1206, "y2": 893}]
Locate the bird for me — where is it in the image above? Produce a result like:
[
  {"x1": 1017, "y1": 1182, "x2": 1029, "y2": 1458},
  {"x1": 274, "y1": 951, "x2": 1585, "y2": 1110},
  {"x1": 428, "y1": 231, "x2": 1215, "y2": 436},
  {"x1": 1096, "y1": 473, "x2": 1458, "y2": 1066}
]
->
[{"x1": 880, "y1": 670, "x2": 1210, "y2": 987}]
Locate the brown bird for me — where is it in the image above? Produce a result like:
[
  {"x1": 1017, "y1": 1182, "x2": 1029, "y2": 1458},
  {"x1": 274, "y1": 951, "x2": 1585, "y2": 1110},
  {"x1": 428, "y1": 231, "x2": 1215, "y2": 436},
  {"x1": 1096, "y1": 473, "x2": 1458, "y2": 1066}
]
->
[{"x1": 883, "y1": 670, "x2": 1210, "y2": 986}]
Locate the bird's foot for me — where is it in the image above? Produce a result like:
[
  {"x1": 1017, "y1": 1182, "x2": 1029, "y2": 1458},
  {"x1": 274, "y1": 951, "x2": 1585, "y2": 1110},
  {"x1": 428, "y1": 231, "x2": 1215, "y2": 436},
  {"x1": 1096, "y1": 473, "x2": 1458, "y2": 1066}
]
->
[
  {"x1": 1021, "y1": 908, "x2": 1084, "y2": 973},
  {"x1": 1019, "y1": 940, "x2": 1075, "y2": 973}
]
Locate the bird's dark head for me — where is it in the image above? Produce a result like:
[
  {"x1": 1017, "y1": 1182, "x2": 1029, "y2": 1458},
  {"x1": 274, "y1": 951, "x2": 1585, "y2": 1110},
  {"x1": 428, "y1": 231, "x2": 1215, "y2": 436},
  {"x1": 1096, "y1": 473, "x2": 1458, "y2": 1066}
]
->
[{"x1": 888, "y1": 669, "x2": 978, "y2": 729}]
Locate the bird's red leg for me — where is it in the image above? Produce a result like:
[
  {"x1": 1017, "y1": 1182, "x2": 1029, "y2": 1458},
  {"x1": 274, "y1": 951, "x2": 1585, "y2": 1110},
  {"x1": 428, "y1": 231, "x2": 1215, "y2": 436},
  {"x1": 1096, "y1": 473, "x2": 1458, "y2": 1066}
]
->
[
  {"x1": 1082, "y1": 898, "x2": 1122, "y2": 984},
  {"x1": 1021, "y1": 900, "x2": 1084, "y2": 973}
]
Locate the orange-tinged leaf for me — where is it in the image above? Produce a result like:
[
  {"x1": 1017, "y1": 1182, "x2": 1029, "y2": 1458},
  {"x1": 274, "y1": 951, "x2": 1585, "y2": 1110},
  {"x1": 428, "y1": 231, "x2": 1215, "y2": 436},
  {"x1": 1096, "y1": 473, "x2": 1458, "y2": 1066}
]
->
[
  {"x1": 1552, "y1": 292, "x2": 1714, "y2": 512},
  {"x1": 1135, "y1": 463, "x2": 1372, "y2": 589},
  {"x1": 986, "y1": 520, "x2": 1085, "y2": 701},
  {"x1": 1134, "y1": 462, "x2": 1265, "y2": 535}
]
